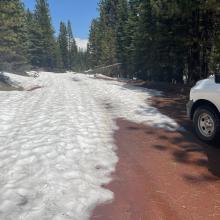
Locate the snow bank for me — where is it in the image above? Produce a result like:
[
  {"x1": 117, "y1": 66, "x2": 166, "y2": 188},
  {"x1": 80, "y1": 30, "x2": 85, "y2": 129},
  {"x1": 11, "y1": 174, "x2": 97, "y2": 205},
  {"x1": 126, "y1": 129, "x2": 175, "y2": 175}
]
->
[
  {"x1": 88, "y1": 74, "x2": 179, "y2": 130},
  {"x1": 1, "y1": 72, "x2": 41, "y2": 90},
  {"x1": 0, "y1": 72, "x2": 179, "y2": 220},
  {"x1": 0, "y1": 72, "x2": 22, "y2": 90}
]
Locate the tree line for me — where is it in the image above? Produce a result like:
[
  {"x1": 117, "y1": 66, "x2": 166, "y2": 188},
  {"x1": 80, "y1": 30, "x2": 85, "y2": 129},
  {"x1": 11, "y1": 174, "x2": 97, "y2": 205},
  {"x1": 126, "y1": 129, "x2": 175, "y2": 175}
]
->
[
  {"x1": 0, "y1": 0, "x2": 87, "y2": 73},
  {"x1": 87, "y1": 0, "x2": 220, "y2": 83}
]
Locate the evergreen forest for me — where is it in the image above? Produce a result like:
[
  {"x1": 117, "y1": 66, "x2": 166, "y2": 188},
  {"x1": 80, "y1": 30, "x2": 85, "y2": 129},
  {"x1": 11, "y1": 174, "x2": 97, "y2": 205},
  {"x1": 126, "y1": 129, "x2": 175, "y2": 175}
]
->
[
  {"x1": 87, "y1": 0, "x2": 220, "y2": 83},
  {"x1": 0, "y1": 0, "x2": 88, "y2": 73},
  {"x1": 2, "y1": 0, "x2": 220, "y2": 83}
]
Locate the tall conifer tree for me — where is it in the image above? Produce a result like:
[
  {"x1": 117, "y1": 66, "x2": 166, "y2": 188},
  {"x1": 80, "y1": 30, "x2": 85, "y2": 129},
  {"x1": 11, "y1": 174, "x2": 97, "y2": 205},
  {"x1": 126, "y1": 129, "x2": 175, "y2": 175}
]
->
[
  {"x1": 34, "y1": 0, "x2": 56, "y2": 69},
  {"x1": 58, "y1": 22, "x2": 68, "y2": 69},
  {"x1": 0, "y1": 0, "x2": 27, "y2": 72},
  {"x1": 67, "y1": 20, "x2": 78, "y2": 70}
]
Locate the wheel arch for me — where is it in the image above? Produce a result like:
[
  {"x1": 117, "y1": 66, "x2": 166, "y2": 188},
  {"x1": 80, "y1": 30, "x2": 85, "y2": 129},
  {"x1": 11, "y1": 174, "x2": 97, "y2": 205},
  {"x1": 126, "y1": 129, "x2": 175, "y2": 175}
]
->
[{"x1": 191, "y1": 99, "x2": 220, "y2": 120}]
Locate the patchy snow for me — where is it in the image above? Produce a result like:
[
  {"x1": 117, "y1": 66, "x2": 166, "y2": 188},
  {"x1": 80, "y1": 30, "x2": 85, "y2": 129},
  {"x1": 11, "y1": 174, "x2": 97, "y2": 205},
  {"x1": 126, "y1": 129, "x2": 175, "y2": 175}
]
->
[
  {"x1": 87, "y1": 74, "x2": 179, "y2": 130},
  {"x1": 0, "y1": 72, "x2": 179, "y2": 220}
]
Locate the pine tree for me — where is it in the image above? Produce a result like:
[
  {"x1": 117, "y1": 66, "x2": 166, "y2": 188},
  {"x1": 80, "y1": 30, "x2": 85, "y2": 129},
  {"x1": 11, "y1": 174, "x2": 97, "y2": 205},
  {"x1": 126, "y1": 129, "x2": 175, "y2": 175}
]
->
[
  {"x1": 115, "y1": 0, "x2": 128, "y2": 65},
  {"x1": 0, "y1": 0, "x2": 27, "y2": 72},
  {"x1": 74, "y1": 50, "x2": 88, "y2": 72},
  {"x1": 26, "y1": 9, "x2": 44, "y2": 67},
  {"x1": 88, "y1": 19, "x2": 102, "y2": 68},
  {"x1": 67, "y1": 20, "x2": 77, "y2": 70},
  {"x1": 34, "y1": 0, "x2": 56, "y2": 69},
  {"x1": 99, "y1": 0, "x2": 118, "y2": 65},
  {"x1": 125, "y1": 0, "x2": 141, "y2": 76},
  {"x1": 58, "y1": 22, "x2": 68, "y2": 69}
]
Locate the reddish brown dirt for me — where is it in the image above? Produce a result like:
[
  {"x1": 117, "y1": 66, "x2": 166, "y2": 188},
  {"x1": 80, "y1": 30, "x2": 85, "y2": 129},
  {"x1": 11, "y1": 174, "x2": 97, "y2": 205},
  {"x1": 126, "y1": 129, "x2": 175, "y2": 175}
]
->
[
  {"x1": 91, "y1": 81, "x2": 220, "y2": 220},
  {"x1": 135, "y1": 80, "x2": 192, "y2": 130},
  {"x1": 150, "y1": 94, "x2": 191, "y2": 131},
  {"x1": 140, "y1": 81, "x2": 192, "y2": 95},
  {"x1": 91, "y1": 119, "x2": 220, "y2": 220}
]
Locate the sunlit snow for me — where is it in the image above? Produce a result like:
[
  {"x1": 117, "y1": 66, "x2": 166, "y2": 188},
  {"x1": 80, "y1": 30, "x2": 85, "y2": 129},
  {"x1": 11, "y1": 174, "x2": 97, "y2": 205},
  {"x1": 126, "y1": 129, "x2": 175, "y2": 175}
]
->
[{"x1": 0, "y1": 72, "x2": 179, "y2": 220}]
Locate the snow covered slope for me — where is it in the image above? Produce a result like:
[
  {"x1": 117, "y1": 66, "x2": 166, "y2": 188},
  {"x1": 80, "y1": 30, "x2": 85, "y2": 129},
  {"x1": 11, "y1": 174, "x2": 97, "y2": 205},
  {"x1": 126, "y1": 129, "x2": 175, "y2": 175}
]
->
[
  {"x1": 0, "y1": 72, "x2": 41, "y2": 90},
  {"x1": 0, "y1": 72, "x2": 179, "y2": 220}
]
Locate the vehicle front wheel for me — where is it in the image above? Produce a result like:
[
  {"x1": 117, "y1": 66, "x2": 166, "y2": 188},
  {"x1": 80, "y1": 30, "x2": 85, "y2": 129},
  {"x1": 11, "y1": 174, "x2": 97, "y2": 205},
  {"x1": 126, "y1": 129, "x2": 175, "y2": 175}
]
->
[{"x1": 193, "y1": 106, "x2": 220, "y2": 142}]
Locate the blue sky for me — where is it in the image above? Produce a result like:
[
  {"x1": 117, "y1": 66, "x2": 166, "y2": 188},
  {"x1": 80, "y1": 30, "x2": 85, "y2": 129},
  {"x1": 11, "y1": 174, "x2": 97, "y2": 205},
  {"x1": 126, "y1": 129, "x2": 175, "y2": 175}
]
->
[{"x1": 22, "y1": 0, "x2": 99, "y2": 39}]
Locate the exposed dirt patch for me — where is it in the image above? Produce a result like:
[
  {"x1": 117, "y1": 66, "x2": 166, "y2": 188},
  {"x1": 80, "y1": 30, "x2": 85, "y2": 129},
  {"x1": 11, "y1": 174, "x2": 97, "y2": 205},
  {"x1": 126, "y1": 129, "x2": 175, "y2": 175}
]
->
[
  {"x1": 91, "y1": 119, "x2": 220, "y2": 220},
  {"x1": 0, "y1": 83, "x2": 23, "y2": 91},
  {"x1": 125, "y1": 80, "x2": 192, "y2": 95},
  {"x1": 27, "y1": 86, "x2": 42, "y2": 91},
  {"x1": 150, "y1": 94, "x2": 192, "y2": 131}
]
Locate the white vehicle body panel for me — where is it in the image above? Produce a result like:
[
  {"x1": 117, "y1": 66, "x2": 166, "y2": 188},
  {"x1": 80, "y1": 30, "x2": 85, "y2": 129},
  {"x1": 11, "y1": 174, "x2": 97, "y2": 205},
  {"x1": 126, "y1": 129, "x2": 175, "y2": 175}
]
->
[{"x1": 190, "y1": 76, "x2": 220, "y2": 112}]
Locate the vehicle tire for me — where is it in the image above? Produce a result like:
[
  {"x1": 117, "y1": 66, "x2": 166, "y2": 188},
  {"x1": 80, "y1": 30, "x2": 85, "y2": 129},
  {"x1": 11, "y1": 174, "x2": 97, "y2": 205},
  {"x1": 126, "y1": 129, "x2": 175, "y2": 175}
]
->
[{"x1": 193, "y1": 105, "x2": 220, "y2": 142}]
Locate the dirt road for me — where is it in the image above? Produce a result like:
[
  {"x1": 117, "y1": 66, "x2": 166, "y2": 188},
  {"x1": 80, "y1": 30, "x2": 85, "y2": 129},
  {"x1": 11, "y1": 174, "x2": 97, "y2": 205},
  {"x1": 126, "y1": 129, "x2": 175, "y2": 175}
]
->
[
  {"x1": 0, "y1": 72, "x2": 181, "y2": 220},
  {"x1": 91, "y1": 86, "x2": 220, "y2": 220},
  {"x1": 1, "y1": 72, "x2": 220, "y2": 219}
]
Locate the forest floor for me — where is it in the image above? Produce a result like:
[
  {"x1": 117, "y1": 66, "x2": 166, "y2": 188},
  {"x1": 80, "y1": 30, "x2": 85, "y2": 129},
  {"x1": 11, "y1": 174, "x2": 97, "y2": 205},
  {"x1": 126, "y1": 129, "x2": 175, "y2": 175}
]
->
[{"x1": 91, "y1": 79, "x2": 220, "y2": 220}]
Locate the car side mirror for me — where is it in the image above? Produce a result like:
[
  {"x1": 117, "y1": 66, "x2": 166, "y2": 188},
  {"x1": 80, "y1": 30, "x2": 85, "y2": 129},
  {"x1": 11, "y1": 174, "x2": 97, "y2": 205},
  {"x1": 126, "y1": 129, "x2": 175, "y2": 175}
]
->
[{"x1": 215, "y1": 73, "x2": 220, "y2": 83}]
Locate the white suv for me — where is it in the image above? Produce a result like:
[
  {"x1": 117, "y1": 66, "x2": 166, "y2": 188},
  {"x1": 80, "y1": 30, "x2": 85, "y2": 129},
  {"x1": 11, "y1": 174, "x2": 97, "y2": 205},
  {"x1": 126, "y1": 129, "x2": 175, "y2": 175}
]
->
[{"x1": 187, "y1": 74, "x2": 220, "y2": 141}]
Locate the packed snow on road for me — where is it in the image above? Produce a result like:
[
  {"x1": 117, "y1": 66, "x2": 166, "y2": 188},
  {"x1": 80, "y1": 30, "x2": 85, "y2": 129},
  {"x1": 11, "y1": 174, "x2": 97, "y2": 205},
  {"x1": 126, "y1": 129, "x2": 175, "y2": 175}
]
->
[{"x1": 0, "y1": 72, "x2": 178, "y2": 220}]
